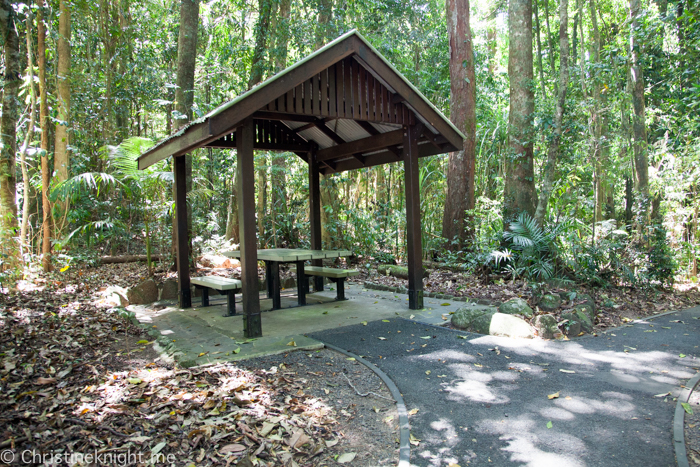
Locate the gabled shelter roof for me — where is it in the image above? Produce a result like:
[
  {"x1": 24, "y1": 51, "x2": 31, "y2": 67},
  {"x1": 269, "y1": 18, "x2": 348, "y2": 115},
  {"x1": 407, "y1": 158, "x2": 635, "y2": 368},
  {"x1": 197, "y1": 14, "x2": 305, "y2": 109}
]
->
[{"x1": 138, "y1": 30, "x2": 465, "y2": 175}]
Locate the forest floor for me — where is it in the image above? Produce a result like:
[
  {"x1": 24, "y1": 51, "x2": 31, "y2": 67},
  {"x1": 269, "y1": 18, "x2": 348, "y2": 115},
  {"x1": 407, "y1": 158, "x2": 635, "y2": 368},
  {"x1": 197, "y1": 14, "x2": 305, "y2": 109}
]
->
[{"x1": 1, "y1": 260, "x2": 700, "y2": 466}]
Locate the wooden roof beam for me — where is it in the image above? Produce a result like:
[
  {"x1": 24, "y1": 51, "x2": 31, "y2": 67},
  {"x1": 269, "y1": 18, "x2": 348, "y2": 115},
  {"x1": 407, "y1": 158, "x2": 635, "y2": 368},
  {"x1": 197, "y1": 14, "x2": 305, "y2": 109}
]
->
[{"x1": 316, "y1": 128, "x2": 404, "y2": 163}]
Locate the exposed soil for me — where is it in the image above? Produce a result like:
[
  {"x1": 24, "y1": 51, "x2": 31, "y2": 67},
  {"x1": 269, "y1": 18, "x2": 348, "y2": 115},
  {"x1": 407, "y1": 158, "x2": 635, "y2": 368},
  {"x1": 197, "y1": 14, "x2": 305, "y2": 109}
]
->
[{"x1": 0, "y1": 262, "x2": 399, "y2": 467}]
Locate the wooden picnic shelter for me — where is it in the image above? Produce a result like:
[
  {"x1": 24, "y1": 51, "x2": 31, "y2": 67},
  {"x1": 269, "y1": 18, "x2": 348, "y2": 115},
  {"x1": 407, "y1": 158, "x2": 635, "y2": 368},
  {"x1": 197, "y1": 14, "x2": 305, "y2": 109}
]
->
[{"x1": 137, "y1": 30, "x2": 465, "y2": 338}]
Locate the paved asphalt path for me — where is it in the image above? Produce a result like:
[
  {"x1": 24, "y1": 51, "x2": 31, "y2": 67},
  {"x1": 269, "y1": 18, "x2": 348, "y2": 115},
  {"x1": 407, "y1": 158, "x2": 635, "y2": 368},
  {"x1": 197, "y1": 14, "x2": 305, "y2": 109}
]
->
[{"x1": 309, "y1": 305, "x2": 700, "y2": 467}]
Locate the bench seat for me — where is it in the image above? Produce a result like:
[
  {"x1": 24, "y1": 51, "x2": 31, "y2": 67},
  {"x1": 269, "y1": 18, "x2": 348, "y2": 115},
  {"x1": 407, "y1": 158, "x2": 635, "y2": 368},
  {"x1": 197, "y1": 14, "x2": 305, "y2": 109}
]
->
[
  {"x1": 191, "y1": 276, "x2": 241, "y2": 316},
  {"x1": 302, "y1": 266, "x2": 358, "y2": 300}
]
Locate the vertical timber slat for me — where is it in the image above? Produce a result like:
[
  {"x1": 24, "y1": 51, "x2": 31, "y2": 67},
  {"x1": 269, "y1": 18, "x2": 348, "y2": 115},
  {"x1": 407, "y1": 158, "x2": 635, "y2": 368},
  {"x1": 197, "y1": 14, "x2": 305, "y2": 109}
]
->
[
  {"x1": 329, "y1": 65, "x2": 337, "y2": 117},
  {"x1": 344, "y1": 59, "x2": 352, "y2": 119},
  {"x1": 174, "y1": 155, "x2": 191, "y2": 309},
  {"x1": 237, "y1": 119, "x2": 262, "y2": 337},
  {"x1": 403, "y1": 124, "x2": 423, "y2": 310},
  {"x1": 321, "y1": 68, "x2": 328, "y2": 117}
]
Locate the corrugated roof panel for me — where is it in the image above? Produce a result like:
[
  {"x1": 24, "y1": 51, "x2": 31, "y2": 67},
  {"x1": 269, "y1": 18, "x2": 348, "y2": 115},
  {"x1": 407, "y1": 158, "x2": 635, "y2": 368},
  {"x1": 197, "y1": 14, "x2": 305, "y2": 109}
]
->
[
  {"x1": 326, "y1": 119, "x2": 370, "y2": 143},
  {"x1": 297, "y1": 126, "x2": 335, "y2": 149}
]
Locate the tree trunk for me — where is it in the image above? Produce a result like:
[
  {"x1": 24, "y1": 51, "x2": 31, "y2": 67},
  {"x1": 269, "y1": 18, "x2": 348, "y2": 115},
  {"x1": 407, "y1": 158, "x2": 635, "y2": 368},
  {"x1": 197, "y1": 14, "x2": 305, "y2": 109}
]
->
[
  {"x1": 20, "y1": 10, "x2": 37, "y2": 253},
  {"x1": 503, "y1": 0, "x2": 537, "y2": 223},
  {"x1": 0, "y1": 0, "x2": 20, "y2": 263},
  {"x1": 442, "y1": 0, "x2": 477, "y2": 251},
  {"x1": 535, "y1": 0, "x2": 569, "y2": 225},
  {"x1": 225, "y1": 166, "x2": 240, "y2": 243},
  {"x1": 629, "y1": 0, "x2": 649, "y2": 222},
  {"x1": 248, "y1": 0, "x2": 272, "y2": 89},
  {"x1": 533, "y1": 0, "x2": 547, "y2": 100},
  {"x1": 38, "y1": 0, "x2": 52, "y2": 272},
  {"x1": 486, "y1": 6, "x2": 497, "y2": 74},
  {"x1": 171, "y1": 0, "x2": 199, "y2": 266},
  {"x1": 315, "y1": 0, "x2": 333, "y2": 49},
  {"x1": 53, "y1": 0, "x2": 71, "y2": 234}
]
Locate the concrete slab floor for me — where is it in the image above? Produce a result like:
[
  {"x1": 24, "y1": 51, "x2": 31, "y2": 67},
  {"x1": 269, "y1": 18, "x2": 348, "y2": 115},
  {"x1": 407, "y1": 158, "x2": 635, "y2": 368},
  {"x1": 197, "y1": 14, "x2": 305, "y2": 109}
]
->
[{"x1": 129, "y1": 283, "x2": 489, "y2": 366}]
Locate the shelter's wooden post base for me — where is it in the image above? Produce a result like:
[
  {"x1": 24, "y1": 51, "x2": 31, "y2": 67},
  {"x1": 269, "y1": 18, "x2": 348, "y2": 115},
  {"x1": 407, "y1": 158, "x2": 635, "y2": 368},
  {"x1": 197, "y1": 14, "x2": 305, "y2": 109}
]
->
[
  {"x1": 237, "y1": 119, "x2": 262, "y2": 337},
  {"x1": 174, "y1": 155, "x2": 191, "y2": 309},
  {"x1": 270, "y1": 261, "x2": 281, "y2": 310},
  {"x1": 225, "y1": 291, "x2": 236, "y2": 317},
  {"x1": 404, "y1": 124, "x2": 424, "y2": 310},
  {"x1": 243, "y1": 313, "x2": 261, "y2": 336}
]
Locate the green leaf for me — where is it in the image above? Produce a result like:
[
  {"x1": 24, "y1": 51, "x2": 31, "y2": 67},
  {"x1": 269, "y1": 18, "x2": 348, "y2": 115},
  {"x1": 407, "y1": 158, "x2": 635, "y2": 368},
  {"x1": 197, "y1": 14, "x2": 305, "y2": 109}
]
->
[
  {"x1": 546, "y1": 421, "x2": 553, "y2": 429},
  {"x1": 680, "y1": 354, "x2": 687, "y2": 358},
  {"x1": 232, "y1": 347, "x2": 241, "y2": 354},
  {"x1": 682, "y1": 402, "x2": 693, "y2": 414},
  {"x1": 440, "y1": 303, "x2": 451, "y2": 306},
  {"x1": 382, "y1": 320, "x2": 390, "y2": 322}
]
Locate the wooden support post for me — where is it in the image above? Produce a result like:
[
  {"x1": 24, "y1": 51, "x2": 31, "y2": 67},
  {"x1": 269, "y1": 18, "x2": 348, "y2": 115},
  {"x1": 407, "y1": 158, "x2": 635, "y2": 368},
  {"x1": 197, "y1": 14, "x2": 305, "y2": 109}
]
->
[
  {"x1": 403, "y1": 124, "x2": 423, "y2": 310},
  {"x1": 309, "y1": 146, "x2": 324, "y2": 292},
  {"x1": 174, "y1": 155, "x2": 191, "y2": 309},
  {"x1": 237, "y1": 119, "x2": 262, "y2": 337}
]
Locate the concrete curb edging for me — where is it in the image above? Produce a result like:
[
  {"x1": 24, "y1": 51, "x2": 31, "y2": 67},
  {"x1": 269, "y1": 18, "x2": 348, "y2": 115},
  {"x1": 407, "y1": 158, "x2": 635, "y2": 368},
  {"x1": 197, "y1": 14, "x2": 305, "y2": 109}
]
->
[
  {"x1": 322, "y1": 342, "x2": 411, "y2": 467},
  {"x1": 675, "y1": 371, "x2": 700, "y2": 467}
]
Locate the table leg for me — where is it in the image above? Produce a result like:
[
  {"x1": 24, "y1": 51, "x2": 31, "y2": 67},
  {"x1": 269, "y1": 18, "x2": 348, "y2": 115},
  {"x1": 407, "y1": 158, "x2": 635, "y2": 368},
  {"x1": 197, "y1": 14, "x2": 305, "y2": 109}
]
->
[
  {"x1": 224, "y1": 291, "x2": 236, "y2": 317},
  {"x1": 296, "y1": 261, "x2": 306, "y2": 306},
  {"x1": 271, "y1": 261, "x2": 281, "y2": 310},
  {"x1": 265, "y1": 261, "x2": 273, "y2": 299},
  {"x1": 201, "y1": 287, "x2": 209, "y2": 307}
]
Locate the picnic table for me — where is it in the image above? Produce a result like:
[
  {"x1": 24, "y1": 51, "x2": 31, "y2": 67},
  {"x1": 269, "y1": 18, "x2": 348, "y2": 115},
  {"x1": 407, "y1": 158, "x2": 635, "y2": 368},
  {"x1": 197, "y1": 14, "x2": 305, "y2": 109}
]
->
[{"x1": 221, "y1": 248, "x2": 352, "y2": 310}]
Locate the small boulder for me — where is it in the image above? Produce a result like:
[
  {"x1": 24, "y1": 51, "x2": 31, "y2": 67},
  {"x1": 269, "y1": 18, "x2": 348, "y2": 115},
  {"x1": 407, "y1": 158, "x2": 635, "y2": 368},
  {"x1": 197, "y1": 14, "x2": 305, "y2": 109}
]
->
[
  {"x1": 574, "y1": 303, "x2": 595, "y2": 321},
  {"x1": 471, "y1": 311, "x2": 497, "y2": 335},
  {"x1": 533, "y1": 314, "x2": 558, "y2": 339},
  {"x1": 498, "y1": 298, "x2": 534, "y2": 318},
  {"x1": 560, "y1": 312, "x2": 582, "y2": 337},
  {"x1": 539, "y1": 293, "x2": 562, "y2": 311},
  {"x1": 574, "y1": 310, "x2": 594, "y2": 332},
  {"x1": 160, "y1": 279, "x2": 178, "y2": 300},
  {"x1": 451, "y1": 306, "x2": 496, "y2": 330},
  {"x1": 127, "y1": 279, "x2": 159, "y2": 305},
  {"x1": 489, "y1": 313, "x2": 534, "y2": 339}
]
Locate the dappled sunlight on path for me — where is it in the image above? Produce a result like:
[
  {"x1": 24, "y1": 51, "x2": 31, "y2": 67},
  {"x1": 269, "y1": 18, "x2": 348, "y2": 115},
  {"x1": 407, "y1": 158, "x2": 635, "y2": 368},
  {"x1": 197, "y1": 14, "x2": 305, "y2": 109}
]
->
[{"x1": 311, "y1": 305, "x2": 700, "y2": 466}]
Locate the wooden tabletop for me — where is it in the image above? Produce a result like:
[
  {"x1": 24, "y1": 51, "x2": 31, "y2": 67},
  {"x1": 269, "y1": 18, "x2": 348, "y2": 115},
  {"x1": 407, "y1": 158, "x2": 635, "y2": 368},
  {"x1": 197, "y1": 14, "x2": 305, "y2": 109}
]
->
[{"x1": 221, "y1": 248, "x2": 352, "y2": 262}]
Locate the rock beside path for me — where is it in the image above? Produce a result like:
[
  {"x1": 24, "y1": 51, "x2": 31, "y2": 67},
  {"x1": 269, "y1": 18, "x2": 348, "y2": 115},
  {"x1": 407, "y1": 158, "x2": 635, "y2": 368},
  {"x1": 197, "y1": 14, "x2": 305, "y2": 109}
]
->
[
  {"x1": 498, "y1": 298, "x2": 534, "y2": 318},
  {"x1": 533, "y1": 314, "x2": 558, "y2": 339},
  {"x1": 127, "y1": 279, "x2": 158, "y2": 305},
  {"x1": 539, "y1": 293, "x2": 562, "y2": 311},
  {"x1": 489, "y1": 313, "x2": 535, "y2": 338},
  {"x1": 452, "y1": 306, "x2": 533, "y2": 338}
]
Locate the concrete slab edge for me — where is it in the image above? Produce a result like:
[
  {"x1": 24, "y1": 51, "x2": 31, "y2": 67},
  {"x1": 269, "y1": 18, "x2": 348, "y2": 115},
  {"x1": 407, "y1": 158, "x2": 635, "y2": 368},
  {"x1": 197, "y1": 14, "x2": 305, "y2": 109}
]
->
[
  {"x1": 322, "y1": 342, "x2": 411, "y2": 467},
  {"x1": 362, "y1": 281, "x2": 495, "y2": 305},
  {"x1": 675, "y1": 370, "x2": 700, "y2": 467}
]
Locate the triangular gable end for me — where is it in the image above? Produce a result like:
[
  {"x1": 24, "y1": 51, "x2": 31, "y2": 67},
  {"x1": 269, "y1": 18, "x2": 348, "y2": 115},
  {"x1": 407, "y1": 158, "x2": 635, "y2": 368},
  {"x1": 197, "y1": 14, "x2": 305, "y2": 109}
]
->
[{"x1": 138, "y1": 30, "x2": 464, "y2": 172}]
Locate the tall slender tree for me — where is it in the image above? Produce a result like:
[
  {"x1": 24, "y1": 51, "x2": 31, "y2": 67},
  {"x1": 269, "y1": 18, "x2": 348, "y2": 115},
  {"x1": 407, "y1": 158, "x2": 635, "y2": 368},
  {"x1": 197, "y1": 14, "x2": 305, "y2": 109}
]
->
[
  {"x1": 171, "y1": 0, "x2": 199, "y2": 265},
  {"x1": 38, "y1": 0, "x2": 52, "y2": 271},
  {"x1": 503, "y1": 0, "x2": 537, "y2": 223},
  {"x1": 0, "y1": 0, "x2": 20, "y2": 258},
  {"x1": 629, "y1": 0, "x2": 649, "y2": 216},
  {"x1": 442, "y1": 0, "x2": 477, "y2": 250},
  {"x1": 20, "y1": 9, "x2": 37, "y2": 252},
  {"x1": 54, "y1": 0, "x2": 71, "y2": 234},
  {"x1": 535, "y1": 0, "x2": 570, "y2": 224}
]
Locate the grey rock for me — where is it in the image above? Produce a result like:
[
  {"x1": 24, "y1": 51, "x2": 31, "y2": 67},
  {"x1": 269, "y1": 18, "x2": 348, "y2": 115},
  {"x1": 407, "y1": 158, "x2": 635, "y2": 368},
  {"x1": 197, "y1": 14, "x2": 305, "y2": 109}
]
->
[
  {"x1": 471, "y1": 312, "x2": 497, "y2": 335},
  {"x1": 574, "y1": 303, "x2": 595, "y2": 321},
  {"x1": 160, "y1": 279, "x2": 178, "y2": 300},
  {"x1": 451, "y1": 307, "x2": 495, "y2": 330},
  {"x1": 560, "y1": 312, "x2": 582, "y2": 337},
  {"x1": 533, "y1": 314, "x2": 559, "y2": 339},
  {"x1": 489, "y1": 313, "x2": 535, "y2": 339},
  {"x1": 539, "y1": 293, "x2": 562, "y2": 311},
  {"x1": 575, "y1": 310, "x2": 594, "y2": 332},
  {"x1": 127, "y1": 279, "x2": 158, "y2": 305},
  {"x1": 498, "y1": 298, "x2": 534, "y2": 318}
]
